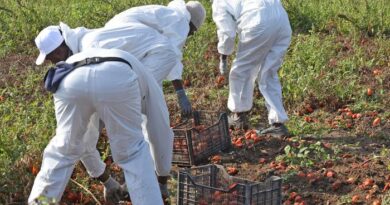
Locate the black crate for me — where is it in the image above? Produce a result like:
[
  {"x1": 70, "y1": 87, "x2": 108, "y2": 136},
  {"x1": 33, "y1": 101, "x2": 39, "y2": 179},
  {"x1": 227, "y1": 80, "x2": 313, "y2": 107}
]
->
[
  {"x1": 177, "y1": 164, "x2": 282, "y2": 205},
  {"x1": 172, "y1": 111, "x2": 231, "y2": 166}
]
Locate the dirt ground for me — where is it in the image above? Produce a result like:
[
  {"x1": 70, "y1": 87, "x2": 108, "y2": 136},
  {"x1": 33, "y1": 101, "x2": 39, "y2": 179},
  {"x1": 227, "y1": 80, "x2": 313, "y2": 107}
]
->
[
  {"x1": 1, "y1": 53, "x2": 389, "y2": 205},
  {"x1": 163, "y1": 126, "x2": 389, "y2": 205}
]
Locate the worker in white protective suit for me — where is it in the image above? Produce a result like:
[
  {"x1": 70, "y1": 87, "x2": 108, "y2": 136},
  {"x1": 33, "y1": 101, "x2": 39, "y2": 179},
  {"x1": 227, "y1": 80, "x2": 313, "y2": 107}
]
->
[
  {"x1": 51, "y1": 22, "x2": 179, "y2": 88},
  {"x1": 105, "y1": 0, "x2": 206, "y2": 113},
  {"x1": 32, "y1": 26, "x2": 173, "y2": 204},
  {"x1": 78, "y1": 22, "x2": 178, "y2": 203},
  {"x1": 212, "y1": 0, "x2": 292, "y2": 136},
  {"x1": 50, "y1": 21, "x2": 180, "y2": 203},
  {"x1": 29, "y1": 46, "x2": 166, "y2": 204}
]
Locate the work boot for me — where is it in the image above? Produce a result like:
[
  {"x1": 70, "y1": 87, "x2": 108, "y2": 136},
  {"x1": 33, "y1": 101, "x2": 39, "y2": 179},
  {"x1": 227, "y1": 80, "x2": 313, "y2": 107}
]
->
[
  {"x1": 260, "y1": 123, "x2": 290, "y2": 137},
  {"x1": 158, "y1": 176, "x2": 170, "y2": 205},
  {"x1": 228, "y1": 112, "x2": 249, "y2": 130}
]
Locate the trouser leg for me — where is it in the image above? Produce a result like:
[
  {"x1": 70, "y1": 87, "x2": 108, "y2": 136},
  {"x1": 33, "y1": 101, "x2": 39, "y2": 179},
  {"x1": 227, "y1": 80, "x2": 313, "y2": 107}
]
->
[
  {"x1": 228, "y1": 30, "x2": 273, "y2": 113},
  {"x1": 257, "y1": 18, "x2": 291, "y2": 124},
  {"x1": 28, "y1": 96, "x2": 95, "y2": 203},
  {"x1": 96, "y1": 81, "x2": 163, "y2": 205},
  {"x1": 121, "y1": 142, "x2": 164, "y2": 205},
  {"x1": 143, "y1": 80, "x2": 174, "y2": 177}
]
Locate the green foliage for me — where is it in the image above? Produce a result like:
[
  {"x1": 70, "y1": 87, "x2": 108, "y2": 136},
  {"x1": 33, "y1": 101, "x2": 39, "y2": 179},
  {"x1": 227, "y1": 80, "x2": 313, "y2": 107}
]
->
[
  {"x1": 0, "y1": 0, "x2": 170, "y2": 56},
  {"x1": 182, "y1": 4, "x2": 217, "y2": 87},
  {"x1": 0, "y1": 68, "x2": 55, "y2": 202},
  {"x1": 0, "y1": 66, "x2": 55, "y2": 176},
  {"x1": 281, "y1": 34, "x2": 336, "y2": 105},
  {"x1": 287, "y1": 114, "x2": 329, "y2": 136},
  {"x1": 277, "y1": 137, "x2": 333, "y2": 167},
  {"x1": 281, "y1": 33, "x2": 390, "y2": 111},
  {"x1": 283, "y1": 0, "x2": 390, "y2": 36}
]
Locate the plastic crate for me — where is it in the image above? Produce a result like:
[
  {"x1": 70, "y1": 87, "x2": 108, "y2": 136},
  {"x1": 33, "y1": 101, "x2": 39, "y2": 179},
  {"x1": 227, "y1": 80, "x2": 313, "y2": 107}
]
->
[
  {"x1": 177, "y1": 164, "x2": 282, "y2": 205},
  {"x1": 172, "y1": 111, "x2": 231, "y2": 166}
]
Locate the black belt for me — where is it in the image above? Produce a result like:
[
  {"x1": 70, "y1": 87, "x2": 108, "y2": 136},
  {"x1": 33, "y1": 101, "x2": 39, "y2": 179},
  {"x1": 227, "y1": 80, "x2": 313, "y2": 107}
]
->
[
  {"x1": 44, "y1": 56, "x2": 132, "y2": 93},
  {"x1": 73, "y1": 57, "x2": 132, "y2": 69}
]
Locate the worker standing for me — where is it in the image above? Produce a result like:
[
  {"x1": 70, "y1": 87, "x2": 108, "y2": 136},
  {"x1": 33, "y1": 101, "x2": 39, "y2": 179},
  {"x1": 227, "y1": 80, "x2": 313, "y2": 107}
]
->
[{"x1": 212, "y1": 0, "x2": 291, "y2": 136}]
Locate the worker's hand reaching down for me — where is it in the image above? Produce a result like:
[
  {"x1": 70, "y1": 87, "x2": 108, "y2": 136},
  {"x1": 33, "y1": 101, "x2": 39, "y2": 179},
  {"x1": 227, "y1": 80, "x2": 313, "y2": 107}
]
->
[
  {"x1": 103, "y1": 176, "x2": 127, "y2": 204},
  {"x1": 176, "y1": 89, "x2": 192, "y2": 116}
]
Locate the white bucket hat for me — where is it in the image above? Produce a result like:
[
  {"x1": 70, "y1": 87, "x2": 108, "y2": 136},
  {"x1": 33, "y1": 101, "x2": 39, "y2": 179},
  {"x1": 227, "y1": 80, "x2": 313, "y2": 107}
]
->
[
  {"x1": 35, "y1": 26, "x2": 64, "y2": 65},
  {"x1": 186, "y1": 1, "x2": 206, "y2": 29}
]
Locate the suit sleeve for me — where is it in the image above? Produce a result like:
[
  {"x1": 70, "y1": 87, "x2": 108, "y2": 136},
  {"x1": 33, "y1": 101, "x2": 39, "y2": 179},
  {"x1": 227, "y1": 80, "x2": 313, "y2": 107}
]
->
[{"x1": 212, "y1": 0, "x2": 237, "y2": 55}]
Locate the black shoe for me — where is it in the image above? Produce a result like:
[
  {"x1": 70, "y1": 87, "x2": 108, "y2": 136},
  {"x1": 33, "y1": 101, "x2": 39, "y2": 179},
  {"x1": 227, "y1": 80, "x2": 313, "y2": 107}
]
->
[{"x1": 260, "y1": 123, "x2": 289, "y2": 137}]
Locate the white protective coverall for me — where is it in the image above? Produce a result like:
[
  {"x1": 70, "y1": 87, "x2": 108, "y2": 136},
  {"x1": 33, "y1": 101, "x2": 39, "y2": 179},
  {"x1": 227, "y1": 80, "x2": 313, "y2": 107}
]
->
[
  {"x1": 105, "y1": 0, "x2": 191, "y2": 81},
  {"x1": 212, "y1": 0, "x2": 291, "y2": 124},
  {"x1": 28, "y1": 48, "x2": 165, "y2": 205},
  {"x1": 60, "y1": 22, "x2": 175, "y2": 177},
  {"x1": 61, "y1": 22, "x2": 179, "y2": 85}
]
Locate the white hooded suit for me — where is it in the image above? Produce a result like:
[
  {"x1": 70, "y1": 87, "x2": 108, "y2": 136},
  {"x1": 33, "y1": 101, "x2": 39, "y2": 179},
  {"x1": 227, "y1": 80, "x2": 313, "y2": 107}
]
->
[
  {"x1": 212, "y1": 0, "x2": 291, "y2": 124},
  {"x1": 105, "y1": 0, "x2": 192, "y2": 82}
]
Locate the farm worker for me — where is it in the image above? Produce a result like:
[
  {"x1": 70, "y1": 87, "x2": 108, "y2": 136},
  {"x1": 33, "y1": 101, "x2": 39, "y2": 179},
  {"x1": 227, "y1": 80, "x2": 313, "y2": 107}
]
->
[
  {"x1": 32, "y1": 26, "x2": 174, "y2": 204},
  {"x1": 212, "y1": 0, "x2": 292, "y2": 136},
  {"x1": 105, "y1": 0, "x2": 206, "y2": 114},
  {"x1": 78, "y1": 22, "x2": 177, "y2": 202},
  {"x1": 35, "y1": 22, "x2": 178, "y2": 202},
  {"x1": 79, "y1": 22, "x2": 179, "y2": 89},
  {"x1": 29, "y1": 46, "x2": 166, "y2": 204}
]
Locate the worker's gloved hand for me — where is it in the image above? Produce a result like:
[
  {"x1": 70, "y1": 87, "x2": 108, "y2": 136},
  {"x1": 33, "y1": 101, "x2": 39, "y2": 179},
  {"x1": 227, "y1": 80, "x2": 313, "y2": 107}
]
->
[
  {"x1": 176, "y1": 89, "x2": 192, "y2": 116},
  {"x1": 219, "y1": 55, "x2": 228, "y2": 76},
  {"x1": 119, "y1": 184, "x2": 131, "y2": 201},
  {"x1": 103, "y1": 176, "x2": 126, "y2": 203}
]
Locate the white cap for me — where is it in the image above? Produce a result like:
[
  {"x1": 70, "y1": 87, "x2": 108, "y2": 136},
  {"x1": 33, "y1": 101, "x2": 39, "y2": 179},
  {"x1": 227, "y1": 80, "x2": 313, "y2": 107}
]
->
[
  {"x1": 35, "y1": 26, "x2": 64, "y2": 65},
  {"x1": 186, "y1": 1, "x2": 206, "y2": 29}
]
